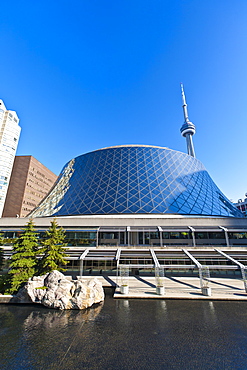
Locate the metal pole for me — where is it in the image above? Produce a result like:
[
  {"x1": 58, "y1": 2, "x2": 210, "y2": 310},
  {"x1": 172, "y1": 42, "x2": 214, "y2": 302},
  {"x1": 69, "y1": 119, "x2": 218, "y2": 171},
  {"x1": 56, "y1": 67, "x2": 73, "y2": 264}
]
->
[
  {"x1": 216, "y1": 248, "x2": 247, "y2": 293},
  {"x1": 79, "y1": 249, "x2": 89, "y2": 277},
  {"x1": 188, "y1": 226, "x2": 196, "y2": 247},
  {"x1": 219, "y1": 226, "x2": 230, "y2": 248},
  {"x1": 158, "y1": 226, "x2": 163, "y2": 247},
  {"x1": 183, "y1": 249, "x2": 207, "y2": 291},
  {"x1": 150, "y1": 249, "x2": 160, "y2": 268},
  {"x1": 96, "y1": 228, "x2": 99, "y2": 247},
  {"x1": 127, "y1": 226, "x2": 130, "y2": 247},
  {"x1": 80, "y1": 258, "x2": 83, "y2": 277}
]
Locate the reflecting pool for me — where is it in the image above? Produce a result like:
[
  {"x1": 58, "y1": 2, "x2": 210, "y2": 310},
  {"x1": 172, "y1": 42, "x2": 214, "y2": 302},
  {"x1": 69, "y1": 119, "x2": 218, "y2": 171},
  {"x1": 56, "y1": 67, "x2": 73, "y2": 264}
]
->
[{"x1": 1, "y1": 292, "x2": 247, "y2": 369}]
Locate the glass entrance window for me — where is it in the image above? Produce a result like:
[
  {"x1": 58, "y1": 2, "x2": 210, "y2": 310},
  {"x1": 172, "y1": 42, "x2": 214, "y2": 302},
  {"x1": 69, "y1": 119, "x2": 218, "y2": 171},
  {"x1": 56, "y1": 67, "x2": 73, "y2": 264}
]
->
[
  {"x1": 150, "y1": 232, "x2": 159, "y2": 239},
  {"x1": 138, "y1": 232, "x2": 159, "y2": 245},
  {"x1": 162, "y1": 232, "x2": 190, "y2": 239},
  {"x1": 195, "y1": 232, "x2": 208, "y2": 239},
  {"x1": 65, "y1": 231, "x2": 96, "y2": 246},
  {"x1": 229, "y1": 232, "x2": 247, "y2": 239},
  {"x1": 99, "y1": 232, "x2": 119, "y2": 241},
  {"x1": 180, "y1": 232, "x2": 189, "y2": 239},
  {"x1": 208, "y1": 232, "x2": 224, "y2": 239},
  {"x1": 145, "y1": 232, "x2": 150, "y2": 244},
  {"x1": 102, "y1": 233, "x2": 118, "y2": 239},
  {"x1": 120, "y1": 232, "x2": 125, "y2": 244}
]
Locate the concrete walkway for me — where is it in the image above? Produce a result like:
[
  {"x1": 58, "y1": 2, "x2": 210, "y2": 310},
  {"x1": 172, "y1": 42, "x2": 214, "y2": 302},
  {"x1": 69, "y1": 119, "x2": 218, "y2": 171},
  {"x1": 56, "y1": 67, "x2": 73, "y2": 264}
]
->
[
  {"x1": 81, "y1": 275, "x2": 247, "y2": 300},
  {"x1": 1, "y1": 276, "x2": 246, "y2": 303}
]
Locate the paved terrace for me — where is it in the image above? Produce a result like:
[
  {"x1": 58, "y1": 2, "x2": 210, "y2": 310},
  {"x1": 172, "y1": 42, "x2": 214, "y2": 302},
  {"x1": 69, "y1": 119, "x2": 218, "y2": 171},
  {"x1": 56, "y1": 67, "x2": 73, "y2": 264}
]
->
[
  {"x1": 2, "y1": 247, "x2": 247, "y2": 301},
  {"x1": 1, "y1": 276, "x2": 246, "y2": 302},
  {"x1": 80, "y1": 275, "x2": 247, "y2": 300}
]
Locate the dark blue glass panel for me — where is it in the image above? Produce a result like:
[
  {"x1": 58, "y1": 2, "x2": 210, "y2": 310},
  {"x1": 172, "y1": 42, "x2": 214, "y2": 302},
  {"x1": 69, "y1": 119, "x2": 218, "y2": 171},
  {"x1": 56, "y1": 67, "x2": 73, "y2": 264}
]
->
[{"x1": 30, "y1": 146, "x2": 243, "y2": 218}]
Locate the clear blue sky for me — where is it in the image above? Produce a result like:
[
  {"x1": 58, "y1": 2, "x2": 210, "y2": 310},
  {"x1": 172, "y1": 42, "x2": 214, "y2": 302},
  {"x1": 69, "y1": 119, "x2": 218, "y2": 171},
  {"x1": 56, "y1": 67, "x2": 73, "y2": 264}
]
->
[{"x1": 1, "y1": 0, "x2": 247, "y2": 202}]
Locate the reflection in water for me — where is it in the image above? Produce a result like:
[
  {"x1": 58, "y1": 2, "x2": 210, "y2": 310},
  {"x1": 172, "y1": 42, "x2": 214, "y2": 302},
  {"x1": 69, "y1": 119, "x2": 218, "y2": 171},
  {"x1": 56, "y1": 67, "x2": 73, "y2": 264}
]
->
[
  {"x1": 208, "y1": 301, "x2": 217, "y2": 319},
  {"x1": 0, "y1": 303, "x2": 104, "y2": 370},
  {"x1": 202, "y1": 301, "x2": 218, "y2": 327},
  {"x1": 23, "y1": 302, "x2": 103, "y2": 331},
  {"x1": 160, "y1": 300, "x2": 167, "y2": 312},
  {"x1": 122, "y1": 299, "x2": 129, "y2": 309},
  {"x1": 2, "y1": 299, "x2": 247, "y2": 369}
]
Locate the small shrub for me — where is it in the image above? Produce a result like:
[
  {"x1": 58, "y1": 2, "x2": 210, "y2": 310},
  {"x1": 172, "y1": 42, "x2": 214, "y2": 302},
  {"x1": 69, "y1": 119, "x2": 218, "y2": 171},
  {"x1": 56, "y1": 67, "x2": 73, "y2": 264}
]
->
[{"x1": 0, "y1": 274, "x2": 12, "y2": 294}]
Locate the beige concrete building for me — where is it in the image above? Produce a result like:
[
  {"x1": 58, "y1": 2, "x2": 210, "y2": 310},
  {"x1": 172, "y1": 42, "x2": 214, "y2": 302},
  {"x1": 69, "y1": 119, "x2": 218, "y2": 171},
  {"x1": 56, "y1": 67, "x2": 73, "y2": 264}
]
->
[{"x1": 2, "y1": 156, "x2": 57, "y2": 217}]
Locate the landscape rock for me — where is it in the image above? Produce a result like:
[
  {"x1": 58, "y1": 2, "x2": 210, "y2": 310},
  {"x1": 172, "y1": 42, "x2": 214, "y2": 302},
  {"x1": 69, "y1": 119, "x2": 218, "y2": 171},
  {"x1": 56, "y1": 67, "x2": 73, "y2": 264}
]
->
[{"x1": 15, "y1": 270, "x2": 104, "y2": 310}]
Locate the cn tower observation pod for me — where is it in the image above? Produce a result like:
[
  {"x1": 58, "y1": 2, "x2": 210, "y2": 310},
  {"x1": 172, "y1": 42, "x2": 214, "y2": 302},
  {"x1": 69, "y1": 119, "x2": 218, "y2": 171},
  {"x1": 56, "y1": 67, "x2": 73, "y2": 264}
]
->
[{"x1": 29, "y1": 145, "x2": 242, "y2": 218}]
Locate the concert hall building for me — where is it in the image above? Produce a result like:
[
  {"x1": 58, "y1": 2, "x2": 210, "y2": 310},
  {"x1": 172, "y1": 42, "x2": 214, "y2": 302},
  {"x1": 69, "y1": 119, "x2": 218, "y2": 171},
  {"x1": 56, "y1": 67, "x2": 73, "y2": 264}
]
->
[{"x1": 1, "y1": 86, "x2": 247, "y2": 277}]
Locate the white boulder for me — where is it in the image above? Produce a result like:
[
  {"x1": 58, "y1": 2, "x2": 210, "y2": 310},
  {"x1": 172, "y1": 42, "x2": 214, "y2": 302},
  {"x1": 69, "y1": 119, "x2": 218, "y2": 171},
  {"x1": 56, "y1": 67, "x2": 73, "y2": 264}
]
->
[{"x1": 15, "y1": 270, "x2": 104, "y2": 310}]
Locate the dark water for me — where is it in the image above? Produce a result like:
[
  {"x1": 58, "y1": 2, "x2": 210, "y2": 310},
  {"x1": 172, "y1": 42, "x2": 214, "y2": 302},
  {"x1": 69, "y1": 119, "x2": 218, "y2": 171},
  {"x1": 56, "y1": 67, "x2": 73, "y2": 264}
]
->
[{"x1": 1, "y1": 292, "x2": 247, "y2": 370}]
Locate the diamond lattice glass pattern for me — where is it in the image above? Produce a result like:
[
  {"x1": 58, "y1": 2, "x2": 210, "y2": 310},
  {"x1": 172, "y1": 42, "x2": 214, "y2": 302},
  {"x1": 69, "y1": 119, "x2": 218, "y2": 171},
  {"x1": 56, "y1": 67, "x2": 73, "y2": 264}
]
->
[{"x1": 30, "y1": 146, "x2": 243, "y2": 217}]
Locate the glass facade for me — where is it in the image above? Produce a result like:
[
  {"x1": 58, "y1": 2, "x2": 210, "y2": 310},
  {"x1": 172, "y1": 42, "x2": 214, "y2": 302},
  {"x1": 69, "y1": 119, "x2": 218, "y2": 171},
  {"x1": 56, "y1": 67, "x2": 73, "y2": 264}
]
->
[{"x1": 30, "y1": 145, "x2": 243, "y2": 218}]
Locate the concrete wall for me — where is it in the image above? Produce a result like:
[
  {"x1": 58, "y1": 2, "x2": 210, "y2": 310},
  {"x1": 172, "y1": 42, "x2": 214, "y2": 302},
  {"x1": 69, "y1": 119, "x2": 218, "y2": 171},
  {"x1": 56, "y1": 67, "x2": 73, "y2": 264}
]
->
[{"x1": 0, "y1": 214, "x2": 247, "y2": 229}]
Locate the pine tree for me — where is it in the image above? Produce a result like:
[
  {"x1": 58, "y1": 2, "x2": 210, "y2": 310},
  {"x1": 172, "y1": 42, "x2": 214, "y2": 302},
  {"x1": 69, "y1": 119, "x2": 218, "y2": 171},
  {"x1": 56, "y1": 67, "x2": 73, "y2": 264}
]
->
[
  {"x1": 8, "y1": 219, "x2": 39, "y2": 294},
  {"x1": 0, "y1": 232, "x2": 4, "y2": 271},
  {"x1": 39, "y1": 219, "x2": 68, "y2": 274}
]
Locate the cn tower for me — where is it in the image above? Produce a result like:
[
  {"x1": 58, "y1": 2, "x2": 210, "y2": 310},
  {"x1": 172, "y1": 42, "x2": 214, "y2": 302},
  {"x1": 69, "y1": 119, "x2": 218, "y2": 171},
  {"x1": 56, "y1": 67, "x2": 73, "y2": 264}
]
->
[{"x1": 180, "y1": 84, "x2": 196, "y2": 157}]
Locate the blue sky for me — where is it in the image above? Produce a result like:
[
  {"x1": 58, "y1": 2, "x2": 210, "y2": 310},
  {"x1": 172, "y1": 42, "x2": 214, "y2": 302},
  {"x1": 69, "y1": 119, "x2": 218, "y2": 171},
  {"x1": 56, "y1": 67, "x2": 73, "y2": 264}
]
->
[{"x1": 1, "y1": 0, "x2": 247, "y2": 202}]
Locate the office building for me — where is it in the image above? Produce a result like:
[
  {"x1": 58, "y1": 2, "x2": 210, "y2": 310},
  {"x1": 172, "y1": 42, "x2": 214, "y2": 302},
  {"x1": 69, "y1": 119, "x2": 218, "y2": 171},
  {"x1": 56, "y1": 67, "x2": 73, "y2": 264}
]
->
[
  {"x1": 0, "y1": 99, "x2": 21, "y2": 217},
  {"x1": 2, "y1": 156, "x2": 57, "y2": 217},
  {"x1": 235, "y1": 195, "x2": 247, "y2": 217}
]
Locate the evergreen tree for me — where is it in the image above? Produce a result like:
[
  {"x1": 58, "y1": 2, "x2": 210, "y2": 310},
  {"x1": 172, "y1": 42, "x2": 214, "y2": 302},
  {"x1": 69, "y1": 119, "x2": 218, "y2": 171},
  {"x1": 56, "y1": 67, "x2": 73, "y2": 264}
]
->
[
  {"x1": 39, "y1": 219, "x2": 68, "y2": 274},
  {"x1": 0, "y1": 232, "x2": 5, "y2": 271},
  {"x1": 0, "y1": 232, "x2": 10, "y2": 293},
  {"x1": 8, "y1": 219, "x2": 39, "y2": 294}
]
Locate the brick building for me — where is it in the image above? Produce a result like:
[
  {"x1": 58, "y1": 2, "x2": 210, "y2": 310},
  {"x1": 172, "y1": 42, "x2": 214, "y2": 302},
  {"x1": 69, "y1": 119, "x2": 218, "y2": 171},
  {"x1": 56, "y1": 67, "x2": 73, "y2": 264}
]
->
[{"x1": 2, "y1": 156, "x2": 57, "y2": 217}]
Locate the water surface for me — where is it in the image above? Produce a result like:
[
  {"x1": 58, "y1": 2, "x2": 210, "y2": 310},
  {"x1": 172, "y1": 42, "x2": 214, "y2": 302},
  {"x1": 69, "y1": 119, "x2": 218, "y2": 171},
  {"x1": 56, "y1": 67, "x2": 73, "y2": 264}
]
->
[{"x1": 1, "y1": 293, "x2": 247, "y2": 369}]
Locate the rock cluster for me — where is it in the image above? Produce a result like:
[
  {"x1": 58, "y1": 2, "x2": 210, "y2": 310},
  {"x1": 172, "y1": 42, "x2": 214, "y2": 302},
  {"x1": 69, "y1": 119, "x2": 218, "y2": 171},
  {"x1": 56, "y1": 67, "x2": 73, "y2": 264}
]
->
[{"x1": 15, "y1": 270, "x2": 104, "y2": 310}]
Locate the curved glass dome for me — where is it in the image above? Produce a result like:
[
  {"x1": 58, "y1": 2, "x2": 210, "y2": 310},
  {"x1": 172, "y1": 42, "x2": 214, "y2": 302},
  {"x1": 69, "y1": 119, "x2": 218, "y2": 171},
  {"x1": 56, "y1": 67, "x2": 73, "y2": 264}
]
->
[{"x1": 30, "y1": 145, "x2": 242, "y2": 218}]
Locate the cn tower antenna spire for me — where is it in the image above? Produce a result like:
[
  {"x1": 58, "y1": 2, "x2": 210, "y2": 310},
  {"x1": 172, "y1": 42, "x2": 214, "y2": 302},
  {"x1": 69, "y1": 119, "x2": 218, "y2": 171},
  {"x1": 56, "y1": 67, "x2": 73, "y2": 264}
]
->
[
  {"x1": 181, "y1": 83, "x2": 189, "y2": 123},
  {"x1": 180, "y1": 84, "x2": 196, "y2": 157}
]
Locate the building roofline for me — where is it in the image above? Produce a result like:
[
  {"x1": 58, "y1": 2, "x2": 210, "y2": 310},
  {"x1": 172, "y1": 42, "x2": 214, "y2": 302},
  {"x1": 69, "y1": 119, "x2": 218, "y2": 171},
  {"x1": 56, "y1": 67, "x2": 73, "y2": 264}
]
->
[{"x1": 93, "y1": 144, "x2": 170, "y2": 152}]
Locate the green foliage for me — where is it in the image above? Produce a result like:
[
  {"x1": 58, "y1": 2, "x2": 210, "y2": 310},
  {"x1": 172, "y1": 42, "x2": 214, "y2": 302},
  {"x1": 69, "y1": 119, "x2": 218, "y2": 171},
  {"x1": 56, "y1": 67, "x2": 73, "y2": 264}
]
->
[
  {"x1": 38, "y1": 219, "x2": 68, "y2": 275},
  {"x1": 0, "y1": 232, "x2": 5, "y2": 245},
  {"x1": 7, "y1": 219, "x2": 39, "y2": 294},
  {"x1": 0, "y1": 232, "x2": 4, "y2": 270},
  {"x1": 0, "y1": 274, "x2": 12, "y2": 293},
  {"x1": 35, "y1": 286, "x2": 47, "y2": 290}
]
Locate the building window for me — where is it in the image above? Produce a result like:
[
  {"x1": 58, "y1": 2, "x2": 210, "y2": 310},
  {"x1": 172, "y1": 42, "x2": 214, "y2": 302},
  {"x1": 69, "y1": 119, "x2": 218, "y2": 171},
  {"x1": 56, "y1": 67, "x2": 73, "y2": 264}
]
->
[
  {"x1": 229, "y1": 232, "x2": 247, "y2": 239},
  {"x1": 195, "y1": 232, "x2": 208, "y2": 239},
  {"x1": 208, "y1": 232, "x2": 224, "y2": 239}
]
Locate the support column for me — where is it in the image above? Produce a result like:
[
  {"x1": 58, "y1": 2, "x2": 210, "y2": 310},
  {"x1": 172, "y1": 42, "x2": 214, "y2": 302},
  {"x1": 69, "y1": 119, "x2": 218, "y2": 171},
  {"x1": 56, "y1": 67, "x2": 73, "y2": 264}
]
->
[
  {"x1": 116, "y1": 248, "x2": 121, "y2": 269},
  {"x1": 188, "y1": 226, "x2": 196, "y2": 247},
  {"x1": 183, "y1": 249, "x2": 211, "y2": 295},
  {"x1": 79, "y1": 249, "x2": 90, "y2": 277},
  {"x1": 219, "y1": 226, "x2": 230, "y2": 247},
  {"x1": 96, "y1": 228, "x2": 99, "y2": 247},
  {"x1": 158, "y1": 226, "x2": 163, "y2": 247},
  {"x1": 80, "y1": 259, "x2": 83, "y2": 277},
  {"x1": 150, "y1": 249, "x2": 160, "y2": 268},
  {"x1": 127, "y1": 226, "x2": 130, "y2": 247}
]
